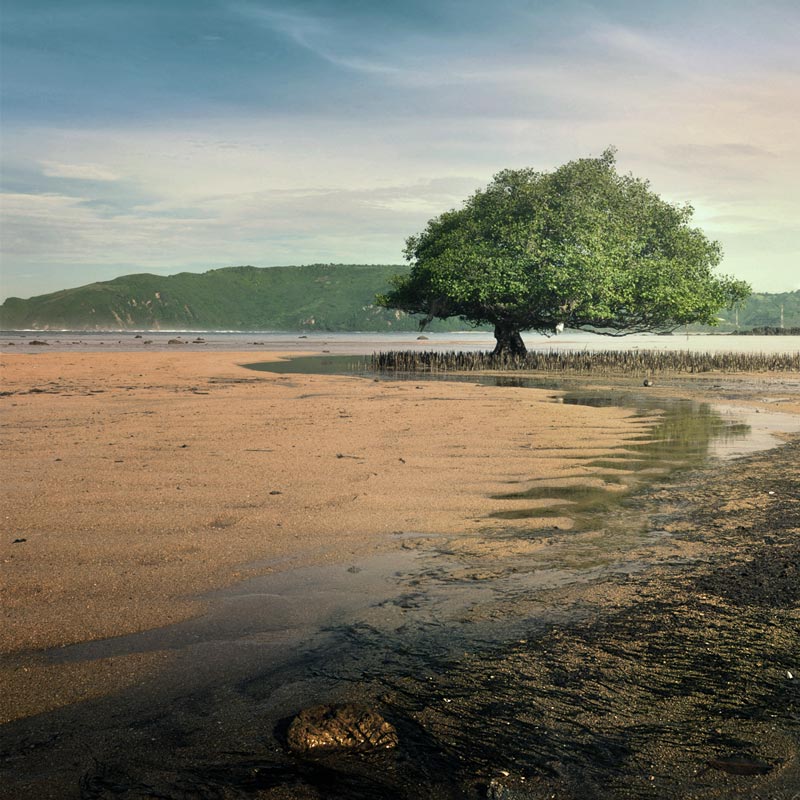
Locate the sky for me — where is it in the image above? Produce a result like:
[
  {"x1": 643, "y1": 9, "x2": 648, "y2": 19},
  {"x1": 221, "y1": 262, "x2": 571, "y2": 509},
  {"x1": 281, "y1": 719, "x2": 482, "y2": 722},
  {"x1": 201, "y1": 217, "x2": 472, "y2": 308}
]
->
[{"x1": 1, "y1": 0, "x2": 798, "y2": 300}]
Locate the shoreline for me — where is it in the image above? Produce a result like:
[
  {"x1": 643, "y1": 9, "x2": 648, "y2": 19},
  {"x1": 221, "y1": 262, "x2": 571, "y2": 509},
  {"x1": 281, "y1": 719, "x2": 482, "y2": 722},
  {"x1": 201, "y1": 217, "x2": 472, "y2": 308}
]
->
[
  {"x1": 1, "y1": 349, "x2": 798, "y2": 798},
  {"x1": 1, "y1": 349, "x2": 648, "y2": 720}
]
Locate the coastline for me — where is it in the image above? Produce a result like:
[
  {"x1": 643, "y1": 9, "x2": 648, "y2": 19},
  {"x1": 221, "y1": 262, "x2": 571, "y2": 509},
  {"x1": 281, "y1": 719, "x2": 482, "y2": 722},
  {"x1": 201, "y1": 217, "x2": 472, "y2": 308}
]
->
[
  {"x1": 1, "y1": 347, "x2": 798, "y2": 798},
  {"x1": 1, "y1": 349, "x2": 646, "y2": 720}
]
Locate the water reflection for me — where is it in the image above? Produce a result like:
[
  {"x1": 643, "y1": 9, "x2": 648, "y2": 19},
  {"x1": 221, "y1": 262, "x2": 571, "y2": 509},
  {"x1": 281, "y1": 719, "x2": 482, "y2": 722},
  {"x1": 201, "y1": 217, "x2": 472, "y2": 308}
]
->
[
  {"x1": 251, "y1": 356, "x2": 754, "y2": 526},
  {"x1": 248, "y1": 355, "x2": 759, "y2": 578}
]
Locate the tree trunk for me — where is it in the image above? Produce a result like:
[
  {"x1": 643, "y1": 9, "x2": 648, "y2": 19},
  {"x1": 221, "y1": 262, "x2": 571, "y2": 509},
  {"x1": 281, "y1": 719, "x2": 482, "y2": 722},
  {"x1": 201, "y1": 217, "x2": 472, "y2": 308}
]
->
[{"x1": 492, "y1": 321, "x2": 527, "y2": 357}]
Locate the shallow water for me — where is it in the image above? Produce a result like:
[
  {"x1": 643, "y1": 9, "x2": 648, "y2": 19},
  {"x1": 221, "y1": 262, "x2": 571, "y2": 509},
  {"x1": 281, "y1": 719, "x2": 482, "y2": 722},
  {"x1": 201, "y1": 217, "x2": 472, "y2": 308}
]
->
[{"x1": 4, "y1": 327, "x2": 800, "y2": 355}]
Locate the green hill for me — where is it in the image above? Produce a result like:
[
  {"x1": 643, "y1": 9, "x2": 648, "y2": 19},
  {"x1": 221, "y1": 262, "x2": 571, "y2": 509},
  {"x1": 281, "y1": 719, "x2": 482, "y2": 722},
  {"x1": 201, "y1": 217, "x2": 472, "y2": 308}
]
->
[
  {"x1": 1, "y1": 264, "x2": 797, "y2": 333},
  {"x1": 721, "y1": 290, "x2": 800, "y2": 331},
  {"x1": 0, "y1": 263, "x2": 466, "y2": 332}
]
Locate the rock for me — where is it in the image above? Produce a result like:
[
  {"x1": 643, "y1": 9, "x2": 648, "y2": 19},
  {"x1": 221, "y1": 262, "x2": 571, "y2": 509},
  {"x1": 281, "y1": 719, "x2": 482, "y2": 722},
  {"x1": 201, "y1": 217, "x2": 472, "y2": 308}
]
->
[
  {"x1": 29, "y1": 340, "x2": 49, "y2": 346},
  {"x1": 286, "y1": 703, "x2": 398, "y2": 754},
  {"x1": 417, "y1": 335, "x2": 429, "y2": 340},
  {"x1": 168, "y1": 338, "x2": 186, "y2": 345},
  {"x1": 705, "y1": 754, "x2": 772, "y2": 775},
  {"x1": 134, "y1": 334, "x2": 142, "y2": 338}
]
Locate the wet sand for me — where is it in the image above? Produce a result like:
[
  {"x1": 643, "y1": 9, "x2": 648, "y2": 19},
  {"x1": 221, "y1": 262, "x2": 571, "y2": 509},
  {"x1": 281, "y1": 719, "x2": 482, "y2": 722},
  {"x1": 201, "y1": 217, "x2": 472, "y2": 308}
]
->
[
  {"x1": 384, "y1": 438, "x2": 800, "y2": 799},
  {"x1": 0, "y1": 350, "x2": 648, "y2": 721},
  {"x1": 1, "y1": 349, "x2": 798, "y2": 799}
]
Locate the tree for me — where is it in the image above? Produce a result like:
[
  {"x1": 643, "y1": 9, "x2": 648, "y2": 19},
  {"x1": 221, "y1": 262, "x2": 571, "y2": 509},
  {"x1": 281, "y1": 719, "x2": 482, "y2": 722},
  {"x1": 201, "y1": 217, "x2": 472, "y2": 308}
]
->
[{"x1": 378, "y1": 149, "x2": 751, "y2": 356}]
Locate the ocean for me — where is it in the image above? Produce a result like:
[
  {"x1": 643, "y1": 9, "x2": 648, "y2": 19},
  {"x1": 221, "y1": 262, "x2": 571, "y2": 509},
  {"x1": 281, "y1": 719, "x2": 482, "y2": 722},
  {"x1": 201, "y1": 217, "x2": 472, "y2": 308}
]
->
[{"x1": 3, "y1": 328, "x2": 800, "y2": 355}]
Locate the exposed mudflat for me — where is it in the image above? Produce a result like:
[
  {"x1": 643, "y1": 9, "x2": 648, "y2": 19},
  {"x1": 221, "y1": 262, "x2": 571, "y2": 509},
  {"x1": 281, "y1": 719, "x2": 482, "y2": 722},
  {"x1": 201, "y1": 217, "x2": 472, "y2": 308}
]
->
[
  {"x1": 4, "y1": 431, "x2": 797, "y2": 800},
  {"x1": 1, "y1": 352, "x2": 798, "y2": 799},
  {"x1": 87, "y1": 439, "x2": 800, "y2": 799}
]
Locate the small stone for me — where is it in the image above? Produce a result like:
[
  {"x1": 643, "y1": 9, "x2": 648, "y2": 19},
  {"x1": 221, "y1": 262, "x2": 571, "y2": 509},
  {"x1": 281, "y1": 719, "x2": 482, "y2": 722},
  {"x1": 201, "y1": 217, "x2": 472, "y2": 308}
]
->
[
  {"x1": 286, "y1": 703, "x2": 398, "y2": 754},
  {"x1": 705, "y1": 754, "x2": 772, "y2": 775}
]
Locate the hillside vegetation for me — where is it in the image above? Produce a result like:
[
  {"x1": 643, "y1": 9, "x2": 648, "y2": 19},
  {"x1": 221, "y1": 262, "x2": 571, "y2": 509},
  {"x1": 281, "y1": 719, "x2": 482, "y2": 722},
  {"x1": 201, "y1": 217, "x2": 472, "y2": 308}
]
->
[
  {"x1": 720, "y1": 290, "x2": 800, "y2": 330},
  {"x1": 0, "y1": 264, "x2": 459, "y2": 332},
  {"x1": 0, "y1": 264, "x2": 797, "y2": 333}
]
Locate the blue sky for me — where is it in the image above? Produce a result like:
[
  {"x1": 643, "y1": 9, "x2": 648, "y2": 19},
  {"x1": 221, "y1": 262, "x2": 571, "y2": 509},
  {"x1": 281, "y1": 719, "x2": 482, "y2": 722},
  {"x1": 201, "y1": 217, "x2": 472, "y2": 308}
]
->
[{"x1": 1, "y1": 0, "x2": 798, "y2": 299}]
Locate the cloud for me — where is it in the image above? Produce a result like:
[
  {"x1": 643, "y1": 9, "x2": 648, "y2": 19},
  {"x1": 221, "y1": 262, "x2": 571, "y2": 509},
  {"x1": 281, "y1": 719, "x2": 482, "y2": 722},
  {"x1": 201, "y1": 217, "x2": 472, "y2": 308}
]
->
[
  {"x1": 40, "y1": 161, "x2": 121, "y2": 181},
  {"x1": 235, "y1": 3, "x2": 402, "y2": 76},
  {"x1": 586, "y1": 22, "x2": 691, "y2": 76},
  {"x1": 666, "y1": 143, "x2": 778, "y2": 162},
  {"x1": 0, "y1": 175, "x2": 481, "y2": 296}
]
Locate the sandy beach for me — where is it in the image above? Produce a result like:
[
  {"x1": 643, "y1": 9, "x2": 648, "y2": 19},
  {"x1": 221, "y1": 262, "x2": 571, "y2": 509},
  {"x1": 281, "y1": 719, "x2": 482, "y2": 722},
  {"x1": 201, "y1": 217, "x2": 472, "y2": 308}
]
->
[
  {"x1": 1, "y1": 350, "x2": 648, "y2": 720},
  {"x1": 1, "y1": 347, "x2": 799, "y2": 799}
]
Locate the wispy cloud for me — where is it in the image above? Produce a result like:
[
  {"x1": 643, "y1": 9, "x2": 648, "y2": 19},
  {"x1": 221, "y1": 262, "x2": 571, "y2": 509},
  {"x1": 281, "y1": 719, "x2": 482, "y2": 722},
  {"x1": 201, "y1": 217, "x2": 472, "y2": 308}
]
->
[
  {"x1": 587, "y1": 22, "x2": 692, "y2": 76},
  {"x1": 235, "y1": 3, "x2": 402, "y2": 76},
  {"x1": 40, "y1": 161, "x2": 122, "y2": 181}
]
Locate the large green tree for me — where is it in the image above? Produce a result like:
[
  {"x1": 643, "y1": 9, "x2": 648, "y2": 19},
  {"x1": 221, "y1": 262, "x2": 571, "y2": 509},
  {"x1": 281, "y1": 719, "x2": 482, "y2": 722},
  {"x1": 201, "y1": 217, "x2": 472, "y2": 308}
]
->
[{"x1": 379, "y1": 149, "x2": 751, "y2": 356}]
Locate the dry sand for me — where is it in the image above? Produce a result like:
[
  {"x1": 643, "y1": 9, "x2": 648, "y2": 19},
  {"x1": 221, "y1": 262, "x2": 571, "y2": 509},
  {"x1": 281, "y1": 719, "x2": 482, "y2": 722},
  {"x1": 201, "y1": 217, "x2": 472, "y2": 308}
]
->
[{"x1": 0, "y1": 350, "x2": 650, "y2": 721}]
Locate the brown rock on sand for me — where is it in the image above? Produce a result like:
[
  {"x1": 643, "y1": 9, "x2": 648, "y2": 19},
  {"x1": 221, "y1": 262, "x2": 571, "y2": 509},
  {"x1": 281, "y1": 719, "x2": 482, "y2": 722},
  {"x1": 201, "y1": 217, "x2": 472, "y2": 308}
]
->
[{"x1": 286, "y1": 703, "x2": 399, "y2": 754}]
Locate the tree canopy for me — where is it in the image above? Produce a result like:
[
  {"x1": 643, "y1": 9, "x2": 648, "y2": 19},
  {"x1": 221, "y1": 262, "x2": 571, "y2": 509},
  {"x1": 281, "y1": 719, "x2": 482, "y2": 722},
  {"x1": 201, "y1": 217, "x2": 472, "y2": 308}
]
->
[{"x1": 378, "y1": 149, "x2": 751, "y2": 356}]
